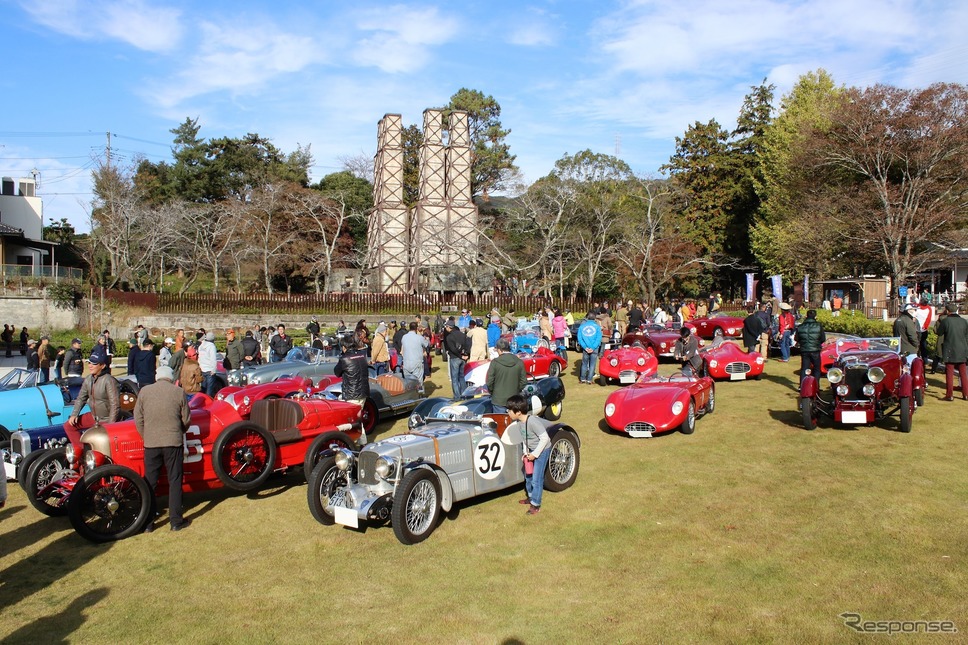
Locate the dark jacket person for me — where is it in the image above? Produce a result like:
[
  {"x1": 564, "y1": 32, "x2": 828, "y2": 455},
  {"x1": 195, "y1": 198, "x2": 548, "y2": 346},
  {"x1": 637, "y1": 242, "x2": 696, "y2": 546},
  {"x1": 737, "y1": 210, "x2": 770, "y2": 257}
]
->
[
  {"x1": 68, "y1": 354, "x2": 120, "y2": 426},
  {"x1": 135, "y1": 365, "x2": 192, "y2": 532},
  {"x1": 486, "y1": 338, "x2": 527, "y2": 410}
]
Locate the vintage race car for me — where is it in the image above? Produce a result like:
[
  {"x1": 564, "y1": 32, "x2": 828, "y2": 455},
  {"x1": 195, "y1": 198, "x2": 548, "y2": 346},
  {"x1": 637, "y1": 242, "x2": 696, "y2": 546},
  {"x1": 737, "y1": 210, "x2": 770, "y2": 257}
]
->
[
  {"x1": 306, "y1": 412, "x2": 581, "y2": 544},
  {"x1": 215, "y1": 375, "x2": 340, "y2": 417},
  {"x1": 597, "y1": 342, "x2": 659, "y2": 386},
  {"x1": 24, "y1": 393, "x2": 365, "y2": 542},
  {"x1": 603, "y1": 372, "x2": 715, "y2": 437},
  {"x1": 701, "y1": 341, "x2": 765, "y2": 380},
  {"x1": 317, "y1": 373, "x2": 428, "y2": 434},
  {"x1": 463, "y1": 346, "x2": 567, "y2": 388},
  {"x1": 227, "y1": 345, "x2": 340, "y2": 387},
  {"x1": 689, "y1": 313, "x2": 745, "y2": 339},
  {"x1": 412, "y1": 377, "x2": 566, "y2": 422},
  {"x1": 501, "y1": 327, "x2": 546, "y2": 354},
  {"x1": 625, "y1": 323, "x2": 698, "y2": 358},
  {"x1": 0, "y1": 368, "x2": 40, "y2": 391},
  {"x1": 800, "y1": 337, "x2": 925, "y2": 433},
  {"x1": 819, "y1": 335, "x2": 864, "y2": 374},
  {"x1": 0, "y1": 377, "x2": 92, "y2": 443}
]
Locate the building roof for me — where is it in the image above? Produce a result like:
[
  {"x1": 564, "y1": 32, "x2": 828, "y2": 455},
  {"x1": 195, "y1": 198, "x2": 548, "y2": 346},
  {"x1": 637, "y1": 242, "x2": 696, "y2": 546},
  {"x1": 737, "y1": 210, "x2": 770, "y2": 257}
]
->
[{"x1": 0, "y1": 223, "x2": 24, "y2": 236}]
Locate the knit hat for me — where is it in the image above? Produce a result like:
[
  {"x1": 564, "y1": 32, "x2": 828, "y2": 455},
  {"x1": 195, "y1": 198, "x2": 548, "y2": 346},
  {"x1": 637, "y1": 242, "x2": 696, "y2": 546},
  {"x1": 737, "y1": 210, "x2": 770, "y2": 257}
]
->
[
  {"x1": 205, "y1": 331, "x2": 216, "y2": 342},
  {"x1": 156, "y1": 366, "x2": 175, "y2": 381},
  {"x1": 376, "y1": 323, "x2": 387, "y2": 333}
]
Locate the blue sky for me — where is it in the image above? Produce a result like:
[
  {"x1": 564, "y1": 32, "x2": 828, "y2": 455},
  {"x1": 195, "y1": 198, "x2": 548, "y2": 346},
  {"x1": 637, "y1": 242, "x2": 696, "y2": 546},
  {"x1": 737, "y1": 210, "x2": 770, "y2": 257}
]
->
[{"x1": 1, "y1": 0, "x2": 966, "y2": 233}]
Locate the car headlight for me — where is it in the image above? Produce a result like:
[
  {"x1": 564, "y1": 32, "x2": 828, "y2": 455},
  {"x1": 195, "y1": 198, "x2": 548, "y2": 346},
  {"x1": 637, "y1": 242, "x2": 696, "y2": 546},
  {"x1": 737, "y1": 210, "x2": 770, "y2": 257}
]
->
[
  {"x1": 83, "y1": 450, "x2": 97, "y2": 471},
  {"x1": 660, "y1": 343, "x2": 667, "y2": 349},
  {"x1": 250, "y1": 376, "x2": 261, "y2": 385},
  {"x1": 836, "y1": 385, "x2": 849, "y2": 397},
  {"x1": 671, "y1": 401, "x2": 684, "y2": 415},
  {"x1": 65, "y1": 443, "x2": 75, "y2": 464},
  {"x1": 609, "y1": 358, "x2": 618, "y2": 367},
  {"x1": 867, "y1": 367, "x2": 885, "y2": 384},
  {"x1": 726, "y1": 328, "x2": 735, "y2": 334},
  {"x1": 755, "y1": 356, "x2": 764, "y2": 365},
  {"x1": 605, "y1": 403, "x2": 615, "y2": 416},
  {"x1": 827, "y1": 367, "x2": 844, "y2": 384},
  {"x1": 862, "y1": 384, "x2": 875, "y2": 396},
  {"x1": 709, "y1": 360, "x2": 718, "y2": 368},
  {"x1": 334, "y1": 448, "x2": 354, "y2": 471},
  {"x1": 375, "y1": 456, "x2": 395, "y2": 479},
  {"x1": 408, "y1": 414, "x2": 424, "y2": 429},
  {"x1": 636, "y1": 357, "x2": 645, "y2": 366}
]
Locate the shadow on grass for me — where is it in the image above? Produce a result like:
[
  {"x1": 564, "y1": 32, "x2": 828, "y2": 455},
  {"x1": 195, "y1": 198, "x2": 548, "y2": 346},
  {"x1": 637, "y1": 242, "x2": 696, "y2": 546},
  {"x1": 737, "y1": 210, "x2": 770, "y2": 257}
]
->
[
  {"x1": 758, "y1": 371, "x2": 800, "y2": 392},
  {"x1": 0, "y1": 512, "x2": 71, "y2": 561},
  {"x1": 1, "y1": 587, "x2": 109, "y2": 643},
  {"x1": 767, "y1": 409, "x2": 814, "y2": 430}
]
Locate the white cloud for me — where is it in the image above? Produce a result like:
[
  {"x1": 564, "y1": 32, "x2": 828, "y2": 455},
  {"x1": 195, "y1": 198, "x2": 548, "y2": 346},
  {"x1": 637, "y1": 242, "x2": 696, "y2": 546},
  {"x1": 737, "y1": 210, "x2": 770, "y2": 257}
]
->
[
  {"x1": 143, "y1": 21, "x2": 327, "y2": 110},
  {"x1": 20, "y1": 0, "x2": 183, "y2": 53},
  {"x1": 506, "y1": 8, "x2": 558, "y2": 47},
  {"x1": 351, "y1": 5, "x2": 460, "y2": 73}
]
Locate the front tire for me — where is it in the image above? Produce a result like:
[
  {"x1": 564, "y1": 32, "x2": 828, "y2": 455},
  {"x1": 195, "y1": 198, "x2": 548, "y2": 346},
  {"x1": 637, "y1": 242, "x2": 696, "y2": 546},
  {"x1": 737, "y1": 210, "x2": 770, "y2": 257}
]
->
[
  {"x1": 543, "y1": 401, "x2": 563, "y2": 422},
  {"x1": 705, "y1": 386, "x2": 716, "y2": 414},
  {"x1": 899, "y1": 397, "x2": 913, "y2": 433},
  {"x1": 360, "y1": 399, "x2": 379, "y2": 435},
  {"x1": 212, "y1": 422, "x2": 277, "y2": 492},
  {"x1": 547, "y1": 361, "x2": 561, "y2": 378},
  {"x1": 544, "y1": 431, "x2": 579, "y2": 492},
  {"x1": 68, "y1": 465, "x2": 152, "y2": 542},
  {"x1": 392, "y1": 469, "x2": 441, "y2": 545},
  {"x1": 302, "y1": 431, "x2": 356, "y2": 476},
  {"x1": 18, "y1": 449, "x2": 49, "y2": 491},
  {"x1": 914, "y1": 387, "x2": 924, "y2": 408},
  {"x1": 679, "y1": 401, "x2": 696, "y2": 434},
  {"x1": 306, "y1": 456, "x2": 350, "y2": 525},
  {"x1": 801, "y1": 397, "x2": 817, "y2": 431},
  {"x1": 25, "y1": 447, "x2": 71, "y2": 516}
]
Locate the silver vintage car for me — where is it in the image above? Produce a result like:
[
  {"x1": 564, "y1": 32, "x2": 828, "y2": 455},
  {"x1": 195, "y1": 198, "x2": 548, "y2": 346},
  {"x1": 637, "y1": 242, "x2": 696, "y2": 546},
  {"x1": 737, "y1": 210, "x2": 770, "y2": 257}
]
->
[
  {"x1": 306, "y1": 411, "x2": 581, "y2": 544},
  {"x1": 227, "y1": 345, "x2": 340, "y2": 387}
]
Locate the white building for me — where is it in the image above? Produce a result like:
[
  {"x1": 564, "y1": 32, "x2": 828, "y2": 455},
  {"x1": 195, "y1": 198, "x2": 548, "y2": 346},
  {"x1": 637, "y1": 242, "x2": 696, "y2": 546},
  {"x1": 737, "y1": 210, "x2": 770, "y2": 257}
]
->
[{"x1": 0, "y1": 176, "x2": 57, "y2": 276}]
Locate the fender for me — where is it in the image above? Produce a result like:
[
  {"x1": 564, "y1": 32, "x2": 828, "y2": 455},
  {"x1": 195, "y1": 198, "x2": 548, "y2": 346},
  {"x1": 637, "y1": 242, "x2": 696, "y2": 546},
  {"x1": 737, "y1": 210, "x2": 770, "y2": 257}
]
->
[
  {"x1": 36, "y1": 470, "x2": 81, "y2": 508},
  {"x1": 909, "y1": 357, "x2": 925, "y2": 390},
  {"x1": 799, "y1": 374, "x2": 818, "y2": 399},
  {"x1": 546, "y1": 423, "x2": 581, "y2": 448},
  {"x1": 897, "y1": 371, "x2": 913, "y2": 398},
  {"x1": 407, "y1": 463, "x2": 455, "y2": 513}
]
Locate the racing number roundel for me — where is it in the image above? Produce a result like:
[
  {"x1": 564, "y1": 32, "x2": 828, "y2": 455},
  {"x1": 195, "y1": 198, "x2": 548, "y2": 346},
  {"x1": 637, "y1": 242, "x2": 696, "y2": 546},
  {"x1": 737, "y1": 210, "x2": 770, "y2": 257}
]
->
[{"x1": 474, "y1": 436, "x2": 505, "y2": 480}]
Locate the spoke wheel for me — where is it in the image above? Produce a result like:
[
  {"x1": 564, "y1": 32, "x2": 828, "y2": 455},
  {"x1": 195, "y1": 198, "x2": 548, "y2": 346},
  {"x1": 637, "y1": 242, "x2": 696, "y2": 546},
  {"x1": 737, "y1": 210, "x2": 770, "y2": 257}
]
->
[
  {"x1": 706, "y1": 386, "x2": 716, "y2": 414},
  {"x1": 68, "y1": 465, "x2": 152, "y2": 542},
  {"x1": 392, "y1": 469, "x2": 441, "y2": 545},
  {"x1": 899, "y1": 398, "x2": 913, "y2": 433},
  {"x1": 680, "y1": 401, "x2": 696, "y2": 434},
  {"x1": 212, "y1": 422, "x2": 277, "y2": 492},
  {"x1": 543, "y1": 401, "x2": 563, "y2": 422},
  {"x1": 25, "y1": 447, "x2": 71, "y2": 517},
  {"x1": 306, "y1": 455, "x2": 350, "y2": 525},
  {"x1": 302, "y1": 431, "x2": 357, "y2": 476},
  {"x1": 714, "y1": 328, "x2": 724, "y2": 339},
  {"x1": 360, "y1": 399, "x2": 379, "y2": 435},
  {"x1": 544, "y1": 430, "x2": 579, "y2": 492},
  {"x1": 17, "y1": 449, "x2": 49, "y2": 491},
  {"x1": 801, "y1": 397, "x2": 817, "y2": 431},
  {"x1": 547, "y1": 361, "x2": 561, "y2": 378}
]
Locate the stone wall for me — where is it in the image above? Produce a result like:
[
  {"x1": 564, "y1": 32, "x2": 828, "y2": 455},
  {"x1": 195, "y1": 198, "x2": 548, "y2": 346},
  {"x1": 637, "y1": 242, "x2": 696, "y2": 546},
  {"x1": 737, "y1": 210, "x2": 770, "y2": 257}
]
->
[{"x1": 0, "y1": 296, "x2": 79, "y2": 333}]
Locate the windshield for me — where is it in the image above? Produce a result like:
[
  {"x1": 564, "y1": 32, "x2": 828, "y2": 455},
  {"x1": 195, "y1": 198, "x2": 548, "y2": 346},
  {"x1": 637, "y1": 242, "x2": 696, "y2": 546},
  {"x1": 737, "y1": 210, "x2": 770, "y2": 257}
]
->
[
  {"x1": 285, "y1": 345, "x2": 340, "y2": 363},
  {"x1": 834, "y1": 337, "x2": 901, "y2": 357},
  {"x1": 0, "y1": 368, "x2": 37, "y2": 389}
]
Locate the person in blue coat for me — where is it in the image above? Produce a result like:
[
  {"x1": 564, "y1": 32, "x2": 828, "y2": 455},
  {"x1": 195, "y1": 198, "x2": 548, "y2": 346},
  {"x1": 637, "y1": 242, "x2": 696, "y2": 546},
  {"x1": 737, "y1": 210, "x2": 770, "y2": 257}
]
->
[
  {"x1": 487, "y1": 316, "x2": 502, "y2": 349},
  {"x1": 577, "y1": 314, "x2": 602, "y2": 384}
]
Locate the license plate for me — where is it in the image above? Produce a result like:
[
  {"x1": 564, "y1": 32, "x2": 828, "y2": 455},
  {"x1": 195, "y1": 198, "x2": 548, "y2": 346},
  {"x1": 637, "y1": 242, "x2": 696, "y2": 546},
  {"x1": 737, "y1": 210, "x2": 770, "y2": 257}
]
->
[
  {"x1": 620, "y1": 373, "x2": 637, "y2": 384},
  {"x1": 729, "y1": 372, "x2": 746, "y2": 381},
  {"x1": 841, "y1": 410, "x2": 868, "y2": 424},
  {"x1": 334, "y1": 505, "x2": 359, "y2": 528},
  {"x1": 628, "y1": 429, "x2": 653, "y2": 438}
]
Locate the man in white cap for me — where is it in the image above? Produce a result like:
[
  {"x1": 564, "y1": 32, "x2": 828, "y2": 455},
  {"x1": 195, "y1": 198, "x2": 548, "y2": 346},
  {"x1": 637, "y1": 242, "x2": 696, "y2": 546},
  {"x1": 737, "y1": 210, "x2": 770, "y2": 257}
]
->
[
  {"x1": 777, "y1": 302, "x2": 796, "y2": 362},
  {"x1": 159, "y1": 337, "x2": 175, "y2": 368},
  {"x1": 893, "y1": 303, "x2": 921, "y2": 359},
  {"x1": 370, "y1": 322, "x2": 390, "y2": 375},
  {"x1": 135, "y1": 365, "x2": 192, "y2": 532}
]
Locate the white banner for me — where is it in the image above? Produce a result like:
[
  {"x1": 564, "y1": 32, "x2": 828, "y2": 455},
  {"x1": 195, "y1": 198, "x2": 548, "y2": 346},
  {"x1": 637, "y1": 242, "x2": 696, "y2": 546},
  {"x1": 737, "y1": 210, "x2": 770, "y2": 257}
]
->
[
  {"x1": 771, "y1": 275, "x2": 783, "y2": 303},
  {"x1": 746, "y1": 273, "x2": 755, "y2": 303}
]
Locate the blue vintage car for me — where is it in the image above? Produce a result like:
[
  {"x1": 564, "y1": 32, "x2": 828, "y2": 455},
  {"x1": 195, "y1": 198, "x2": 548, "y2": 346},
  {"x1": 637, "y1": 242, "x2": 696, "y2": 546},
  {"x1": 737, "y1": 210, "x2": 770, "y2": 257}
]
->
[{"x1": 0, "y1": 378, "x2": 89, "y2": 443}]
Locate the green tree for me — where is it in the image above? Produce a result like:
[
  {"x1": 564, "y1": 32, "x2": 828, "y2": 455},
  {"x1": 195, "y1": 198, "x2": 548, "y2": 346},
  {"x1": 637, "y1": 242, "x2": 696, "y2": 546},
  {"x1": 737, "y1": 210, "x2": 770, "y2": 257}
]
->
[
  {"x1": 314, "y1": 170, "x2": 374, "y2": 257},
  {"x1": 444, "y1": 88, "x2": 518, "y2": 200}
]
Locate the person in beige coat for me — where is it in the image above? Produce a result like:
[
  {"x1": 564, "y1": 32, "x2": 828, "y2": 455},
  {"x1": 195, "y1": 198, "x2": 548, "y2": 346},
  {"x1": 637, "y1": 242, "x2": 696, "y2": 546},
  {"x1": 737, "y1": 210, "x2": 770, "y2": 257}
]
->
[
  {"x1": 135, "y1": 365, "x2": 192, "y2": 532},
  {"x1": 466, "y1": 318, "x2": 489, "y2": 362}
]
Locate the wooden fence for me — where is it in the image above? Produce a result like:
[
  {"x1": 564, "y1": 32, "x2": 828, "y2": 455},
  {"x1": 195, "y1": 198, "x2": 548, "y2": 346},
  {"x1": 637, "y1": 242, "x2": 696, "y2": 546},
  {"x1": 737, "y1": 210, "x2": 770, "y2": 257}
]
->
[{"x1": 102, "y1": 289, "x2": 589, "y2": 316}]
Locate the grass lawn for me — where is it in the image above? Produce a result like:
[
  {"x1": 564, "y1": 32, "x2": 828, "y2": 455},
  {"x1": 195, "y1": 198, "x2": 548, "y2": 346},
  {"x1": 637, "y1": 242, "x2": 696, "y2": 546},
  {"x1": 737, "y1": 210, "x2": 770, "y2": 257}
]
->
[{"x1": 1, "y1": 350, "x2": 966, "y2": 643}]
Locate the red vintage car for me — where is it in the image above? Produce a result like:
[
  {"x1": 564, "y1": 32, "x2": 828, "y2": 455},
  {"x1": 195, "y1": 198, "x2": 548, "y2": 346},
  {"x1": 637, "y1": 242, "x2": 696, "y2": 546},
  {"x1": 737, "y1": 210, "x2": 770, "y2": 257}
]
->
[
  {"x1": 598, "y1": 342, "x2": 659, "y2": 385},
  {"x1": 603, "y1": 372, "x2": 715, "y2": 437},
  {"x1": 463, "y1": 346, "x2": 566, "y2": 387},
  {"x1": 800, "y1": 337, "x2": 925, "y2": 433},
  {"x1": 819, "y1": 336, "x2": 864, "y2": 374},
  {"x1": 701, "y1": 341, "x2": 765, "y2": 380},
  {"x1": 30, "y1": 393, "x2": 365, "y2": 542},
  {"x1": 626, "y1": 323, "x2": 698, "y2": 358},
  {"x1": 690, "y1": 313, "x2": 745, "y2": 339},
  {"x1": 216, "y1": 375, "x2": 341, "y2": 417}
]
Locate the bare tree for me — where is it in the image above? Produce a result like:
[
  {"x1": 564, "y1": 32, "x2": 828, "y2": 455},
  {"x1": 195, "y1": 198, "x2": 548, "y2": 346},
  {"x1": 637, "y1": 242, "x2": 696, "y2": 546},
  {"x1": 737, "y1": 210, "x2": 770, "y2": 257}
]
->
[
  {"x1": 293, "y1": 187, "x2": 356, "y2": 293},
  {"x1": 243, "y1": 182, "x2": 300, "y2": 294},
  {"x1": 338, "y1": 152, "x2": 375, "y2": 183}
]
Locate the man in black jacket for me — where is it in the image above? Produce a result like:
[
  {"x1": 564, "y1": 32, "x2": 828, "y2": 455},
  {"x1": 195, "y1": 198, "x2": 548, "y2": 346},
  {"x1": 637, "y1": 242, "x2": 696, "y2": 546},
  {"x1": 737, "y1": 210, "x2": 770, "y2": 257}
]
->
[
  {"x1": 442, "y1": 318, "x2": 469, "y2": 396},
  {"x1": 241, "y1": 330, "x2": 261, "y2": 366},
  {"x1": 794, "y1": 309, "x2": 826, "y2": 384},
  {"x1": 269, "y1": 324, "x2": 293, "y2": 363},
  {"x1": 334, "y1": 335, "x2": 371, "y2": 440}
]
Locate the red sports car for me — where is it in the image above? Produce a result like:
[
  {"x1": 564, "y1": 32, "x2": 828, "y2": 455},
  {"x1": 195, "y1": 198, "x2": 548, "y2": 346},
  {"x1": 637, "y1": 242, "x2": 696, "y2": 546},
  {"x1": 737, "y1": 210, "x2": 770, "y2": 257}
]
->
[
  {"x1": 30, "y1": 393, "x2": 365, "y2": 542},
  {"x1": 603, "y1": 372, "x2": 715, "y2": 437},
  {"x1": 701, "y1": 341, "x2": 765, "y2": 380},
  {"x1": 820, "y1": 336, "x2": 864, "y2": 374},
  {"x1": 463, "y1": 346, "x2": 566, "y2": 387},
  {"x1": 598, "y1": 342, "x2": 659, "y2": 385},
  {"x1": 216, "y1": 375, "x2": 341, "y2": 417},
  {"x1": 626, "y1": 323, "x2": 698, "y2": 358},
  {"x1": 690, "y1": 313, "x2": 745, "y2": 339}
]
